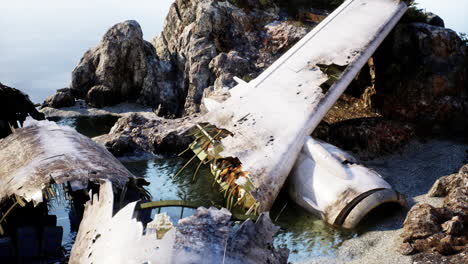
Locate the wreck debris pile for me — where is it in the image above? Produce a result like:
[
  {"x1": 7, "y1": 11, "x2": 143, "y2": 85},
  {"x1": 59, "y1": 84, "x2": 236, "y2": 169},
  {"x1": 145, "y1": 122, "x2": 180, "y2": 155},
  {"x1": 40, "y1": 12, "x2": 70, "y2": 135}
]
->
[
  {"x1": 70, "y1": 180, "x2": 288, "y2": 264},
  {"x1": 0, "y1": 119, "x2": 148, "y2": 262},
  {"x1": 193, "y1": 0, "x2": 408, "y2": 215},
  {"x1": 399, "y1": 164, "x2": 468, "y2": 262}
]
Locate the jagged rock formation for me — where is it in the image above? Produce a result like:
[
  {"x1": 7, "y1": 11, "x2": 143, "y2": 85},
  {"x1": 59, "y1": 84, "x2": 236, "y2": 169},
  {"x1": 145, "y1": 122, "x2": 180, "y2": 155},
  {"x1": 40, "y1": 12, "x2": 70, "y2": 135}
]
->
[
  {"x1": 68, "y1": 20, "x2": 176, "y2": 113},
  {"x1": 399, "y1": 164, "x2": 468, "y2": 262},
  {"x1": 313, "y1": 117, "x2": 415, "y2": 155},
  {"x1": 0, "y1": 82, "x2": 45, "y2": 138},
  {"x1": 372, "y1": 22, "x2": 468, "y2": 133},
  {"x1": 94, "y1": 113, "x2": 198, "y2": 157},
  {"x1": 42, "y1": 88, "x2": 75, "y2": 108},
  {"x1": 151, "y1": 0, "x2": 311, "y2": 115}
]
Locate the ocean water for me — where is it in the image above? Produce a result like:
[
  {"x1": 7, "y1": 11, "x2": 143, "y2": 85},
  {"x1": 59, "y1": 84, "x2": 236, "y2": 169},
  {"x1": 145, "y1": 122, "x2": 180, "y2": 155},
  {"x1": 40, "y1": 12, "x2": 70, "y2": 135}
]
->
[{"x1": 0, "y1": 0, "x2": 174, "y2": 104}]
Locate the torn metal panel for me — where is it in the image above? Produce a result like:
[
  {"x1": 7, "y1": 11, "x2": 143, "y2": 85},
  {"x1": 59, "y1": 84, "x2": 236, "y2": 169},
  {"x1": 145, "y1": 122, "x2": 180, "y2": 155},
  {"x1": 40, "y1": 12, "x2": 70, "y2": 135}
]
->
[
  {"x1": 0, "y1": 119, "x2": 133, "y2": 205},
  {"x1": 199, "y1": 0, "x2": 407, "y2": 212},
  {"x1": 69, "y1": 181, "x2": 175, "y2": 264},
  {"x1": 70, "y1": 181, "x2": 289, "y2": 264}
]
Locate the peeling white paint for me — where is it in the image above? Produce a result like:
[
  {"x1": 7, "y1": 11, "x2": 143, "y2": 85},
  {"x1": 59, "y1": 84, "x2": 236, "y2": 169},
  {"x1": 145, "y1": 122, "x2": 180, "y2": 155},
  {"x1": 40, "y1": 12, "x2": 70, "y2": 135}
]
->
[{"x1": 203, "y1": 0, "x2": 408, "y2": 212}]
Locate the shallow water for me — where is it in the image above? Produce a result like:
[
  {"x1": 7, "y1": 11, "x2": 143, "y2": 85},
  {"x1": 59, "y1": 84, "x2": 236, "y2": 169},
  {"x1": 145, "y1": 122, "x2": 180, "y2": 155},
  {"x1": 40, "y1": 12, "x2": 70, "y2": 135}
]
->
[{"x1": 46, "y1": 116, "x2": 354, "y2": 262}]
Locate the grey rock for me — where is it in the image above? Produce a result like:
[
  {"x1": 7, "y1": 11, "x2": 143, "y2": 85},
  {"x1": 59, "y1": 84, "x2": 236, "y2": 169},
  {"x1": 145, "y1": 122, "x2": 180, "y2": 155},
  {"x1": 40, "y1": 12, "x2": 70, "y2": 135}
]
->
[
  {"x1": 94, "y1": 113, "x2": 198, "y2": 157},
  {"x1": 428, "y1": 164, "x2": 468, "y2": 197},
  {"x1": 400, "y1": 164, "x2": 468, "y2": 260},
  {"x1": 42, "y1": 88, "x2": 75, "y2": 109},
  {"x1": 443, "y1": 187, "x2": 468, "y2": 221},
  {"x1": 425, "y1": 12, "x2": 445, "y2": 28},
  {"x1": 209, "y1": 51, "x2": 252, "y2": 90},
  {"x1": 174, "y1": 207, "x2": 289, "y2": 264},
  {"x1": 442, "y1": 216, "x2": 464, "y2": 236},
  {"x1": 372, "y1": 23, "x2": 468, "y2": 132},
  {"x1": 85, "y1": 85, "x2": 118, "y2": 108},
  {"x1": 151, "y1": 0, "x2": 308, "y2": 115},
  {"x1": 401, "y1": 204, "x2": 442, "y2": 243},
  {"x1": 70, "y1": 20, "x2": 176, "y2": 114}
]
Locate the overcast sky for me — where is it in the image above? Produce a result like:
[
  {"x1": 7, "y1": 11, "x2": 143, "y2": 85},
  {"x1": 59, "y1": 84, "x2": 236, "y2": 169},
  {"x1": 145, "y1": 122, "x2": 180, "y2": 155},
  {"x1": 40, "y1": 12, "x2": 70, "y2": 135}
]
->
[
  {"x1": 0, "y1": 0, "x2": 466, "y2": 103},
  {"x1": 416, "y1": 0, "x2": 468, "y2": 33}
]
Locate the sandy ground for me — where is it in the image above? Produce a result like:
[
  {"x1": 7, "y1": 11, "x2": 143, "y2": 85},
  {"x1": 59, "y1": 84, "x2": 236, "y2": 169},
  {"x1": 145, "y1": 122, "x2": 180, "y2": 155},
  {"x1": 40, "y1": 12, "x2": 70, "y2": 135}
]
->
[
  {"x1": 40, "y1": 100, "x2": 155, "y2": 119},
  {"x1": 301, "y1": 138, "x2": 468, "y2": 264}
]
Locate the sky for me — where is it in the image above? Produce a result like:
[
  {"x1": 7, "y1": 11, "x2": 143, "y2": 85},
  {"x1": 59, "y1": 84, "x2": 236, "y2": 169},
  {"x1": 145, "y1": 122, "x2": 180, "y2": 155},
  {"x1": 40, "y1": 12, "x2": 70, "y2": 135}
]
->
[
  {"x1": 0, "y1": 0, "x2": 174, "y2": 103},
  {"x1": 0, "y1": 0, "x2": 466, "y2": 103},
  {"x1": 416, "y1": 0, "x2": 468, "y2": 33}
]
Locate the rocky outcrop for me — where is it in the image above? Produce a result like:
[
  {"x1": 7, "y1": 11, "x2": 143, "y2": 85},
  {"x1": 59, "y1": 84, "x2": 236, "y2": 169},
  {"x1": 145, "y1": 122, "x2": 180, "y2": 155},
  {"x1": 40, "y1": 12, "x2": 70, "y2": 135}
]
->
[
  {"x1": 428, "y1": 164, "x2": 468, "y2": 197},
  {"x1": 313, "y1": 117, "x2": 415, "y2": 155},
  {"x1": 0, "y1": 82, "x2": 45, "y2": 138},
  {"x1": 151, "y1": 0, "x2": 311, "y2": 114},
  {"x1": 372, "y1": 23, "x2": 468, "y2": 133},
  {"x1": 70, "y1": 20, "x2": 177, "y2": 113},
  {"x1": 42, "y1": 88, "x2": 75, "y2": 108},
  {"x1": 399, "y1": 164, "x2": 468, "y2": 262},
  {"x1": 85, "y1": 85, "x2": 118, "y2": 108},
  {"x1": 94, "y1": 113, "x2": 198, "y2": 157}
]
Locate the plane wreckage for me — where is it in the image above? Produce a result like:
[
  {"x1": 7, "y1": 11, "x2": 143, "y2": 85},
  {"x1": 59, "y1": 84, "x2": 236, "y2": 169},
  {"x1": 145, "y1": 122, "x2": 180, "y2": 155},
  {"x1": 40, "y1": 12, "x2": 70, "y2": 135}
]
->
[
  {"x1": 182, "y1": 0, "x2": 408, "y2": 228},
  {"x1": 0, "y1": 118, "x2": 150, "y2": 262},
  {"x1": 1, "y1": 0, "x2": 410, "y2": 262}
]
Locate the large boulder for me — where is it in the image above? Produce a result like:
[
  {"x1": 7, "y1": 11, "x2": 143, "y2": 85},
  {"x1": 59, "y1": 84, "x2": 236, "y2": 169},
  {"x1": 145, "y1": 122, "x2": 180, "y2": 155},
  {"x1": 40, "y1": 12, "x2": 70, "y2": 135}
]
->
[
  {"x1": 151, "y1": 0, "x2": 310, "y2": 114},
  {"x1": 372, "y1": 23, "x2": 468, "y2": 133},
  {"x1": 42, "y1": 88, "x2": 75, "y2": 108},
  {"x1": 94, "y1": 113, "x2": 198, "y2": 157},
  {"x1": 428, "y1": 164, "x2": 468, "y2": 197},
  {"x1": 70, "y1": 20, "x2": 176, "y2": 113},
  {"x1": 399, "y1": 164, "x2": 468, "y2": 261},
  {"x1": 85, "y1": 85, "x2": 118, "y2": 108}
]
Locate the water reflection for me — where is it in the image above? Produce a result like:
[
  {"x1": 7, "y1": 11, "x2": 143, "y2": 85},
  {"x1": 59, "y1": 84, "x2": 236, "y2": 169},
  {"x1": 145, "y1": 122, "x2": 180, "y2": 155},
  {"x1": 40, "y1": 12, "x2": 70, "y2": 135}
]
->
[
  {"x1": 272, "y1": 199, "x2": 355, "y2": 262},
  {"x1": 48, "y1": 115, "x2": 120, "y2": 138}
]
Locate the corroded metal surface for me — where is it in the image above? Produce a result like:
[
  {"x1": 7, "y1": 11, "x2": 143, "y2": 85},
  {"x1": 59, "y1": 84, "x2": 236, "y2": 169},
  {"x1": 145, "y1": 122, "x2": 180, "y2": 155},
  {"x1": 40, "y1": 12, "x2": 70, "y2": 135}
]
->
[
  {"x1": 200, "y1": 0, "x2": 408, "y2": 212},
  {"x1": 70, "y1": 181, "x2": 288, "y2": 264},
  {"x1": 0, "y1": 119, "x2": 133, "y2": 205}
]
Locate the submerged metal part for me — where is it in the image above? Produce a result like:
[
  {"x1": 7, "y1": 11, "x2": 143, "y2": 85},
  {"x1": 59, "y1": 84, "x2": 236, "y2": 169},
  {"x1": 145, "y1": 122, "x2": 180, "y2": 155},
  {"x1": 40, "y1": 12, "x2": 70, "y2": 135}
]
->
[
  {"x1": 288, "y1": 137, "x2": 406, "y2": 229},
  {"x1": 202, "y1": 0, "x2": 408, "y2": 212},
  {"x1": 0, "y1": 118, "x2": 133, "y2": 205},
  {"x1": 70, "y1": 181, "x2": 288, "y2": 264}
]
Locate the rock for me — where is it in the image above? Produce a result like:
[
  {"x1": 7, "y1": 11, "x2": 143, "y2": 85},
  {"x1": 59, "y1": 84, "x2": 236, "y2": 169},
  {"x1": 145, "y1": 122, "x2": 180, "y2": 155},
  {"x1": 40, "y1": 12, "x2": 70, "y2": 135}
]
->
[
  {"x1": 70, "y1": 20, "x2": 176, "y2": 114},
  {"x1": 399, "y1": 242, "x2": 416, "y2": 256},
  {"x1": 85, "y1": 85, "x2": 118, "y2": 108},
  {"x1": 151, "y1": 0, "x2": 310, "y2": 115},
  {"x1": 401, "y1": 204, "x2": 443, "y2": 243},
  {"x1": 209, "y1": 51, "x2": 253, "y2": 90},
  {"x1": 413, "y1": 248, "x2": 468, "y2": 264},
  {"x1": 42, "y1": 88, "x2": 75, "y2": 109},
  {"x1": 258, "y1": 20, "x2": 309, "y2": 67},
  {"x1": 444, "y1": 187, "x2": 468, "y2": 221},
  {"x1": 0, "y1": 82, "x2": 45, "y2": 138},
  {"x1": 442, "y1": 216, "x2": 464, "y2": 236},
  {"x1": 313, "y1": 117, "x2": 415, "y2": 155},
  {"x1": 94, "y1": 113, "x2": 198, "y2": 157},
  {"x1": 400, "y1": 163, "x2": 468, "y2": 261},
  {"x1": 372, "y1": 23, "x2": 468, "y2": 133},
  {"x1": 425, "y1": 12, "x2": 445, "y2": 28},
  {"x1": 428, "y1": 164, "x2": 468, "y2": 197}
]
